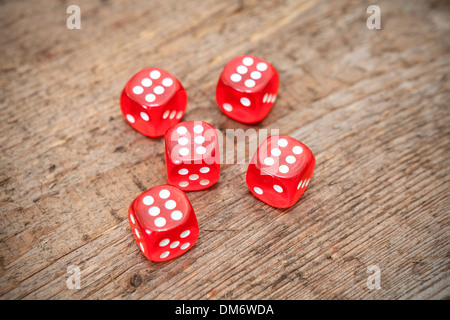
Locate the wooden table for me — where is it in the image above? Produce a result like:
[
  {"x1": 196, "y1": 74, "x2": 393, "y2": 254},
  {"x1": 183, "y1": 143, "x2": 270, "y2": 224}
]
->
[{"x1": 0, "y1": 0, "x2": 449, "y2": 300}]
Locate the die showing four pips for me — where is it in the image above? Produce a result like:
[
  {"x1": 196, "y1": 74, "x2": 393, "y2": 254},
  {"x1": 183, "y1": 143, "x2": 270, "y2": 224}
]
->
[{"x1": 120, "y1": 55, "x2": 315, "y2": 262}]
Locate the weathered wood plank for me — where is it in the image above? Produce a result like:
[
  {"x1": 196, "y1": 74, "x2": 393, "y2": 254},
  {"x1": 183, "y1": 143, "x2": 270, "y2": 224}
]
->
[{"x1": 0, "y1": 0, "x2": 449, "y2": 299}]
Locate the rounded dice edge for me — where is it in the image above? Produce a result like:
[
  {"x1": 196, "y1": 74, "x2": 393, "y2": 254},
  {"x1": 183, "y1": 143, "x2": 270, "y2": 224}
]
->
[
  {"x1": 246, "y1": 164, "x2": 293, "y2": 208},
  {"x1": 120, "y1": 68, "x2": 188, "y2": 137},
  {"x1": 128, "y1": 185, "x2": 200, "y2": 262},
  {"x1": 150, "y1": 222, "x2": 200, "y2": 262},
  {"x1": 220, "y1": 55, "x2": 276, "y2": 91},
  {"x1": 246, "y1": 135, "x2": 316, "y2": 208},
  {"x1": 215, "y1": 55, "x2": 279, "y2": 124},
  {"x1": 149, "y1": 191, "x2": 200, "y2": 262},
  {"x1": 164, "y1": 121, "x2": 221, "y2": 191}
]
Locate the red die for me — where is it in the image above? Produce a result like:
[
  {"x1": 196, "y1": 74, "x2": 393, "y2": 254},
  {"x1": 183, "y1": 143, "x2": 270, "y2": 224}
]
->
[
  {"x1": 246, "y1": 135, "x2": 315, "y2": 208},
  {"x1": 128, "y1": 185, "x2": 199, "y2": 261},
  {"x1": 164, "y1": 121, "x2": 220, "y2": 191},
  {"x1": 120, "y1": 68, "x2": 187, "y2": 137},
  {"x1": 216, "y1": 55, "x2": 279, "y2": 124}
]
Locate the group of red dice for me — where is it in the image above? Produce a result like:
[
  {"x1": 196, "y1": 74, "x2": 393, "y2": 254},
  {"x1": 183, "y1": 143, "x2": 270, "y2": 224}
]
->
[{"x1": 121, "y1": 55, "x2": 315, "y2": 262}]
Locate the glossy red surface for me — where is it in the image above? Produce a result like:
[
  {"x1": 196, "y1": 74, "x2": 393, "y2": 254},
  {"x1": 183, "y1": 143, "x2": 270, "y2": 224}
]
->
[
  {"x1": 128, "y1": 185, "x2": 199, "y2": 261},
  {"x1": 120, "y1": 68, "x2": 187, "y2": 137},
  {"x1": 216, "y1": 55, "x2": 279, "y2": 123},
  {"x1": 246, "y1": 135, "x2": 315, "y2": 208},
  {"x1": 165, "y1": 121, "x2": 220, "y2": 191}
]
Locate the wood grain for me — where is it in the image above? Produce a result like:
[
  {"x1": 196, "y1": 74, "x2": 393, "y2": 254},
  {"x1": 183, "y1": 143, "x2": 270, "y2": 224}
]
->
[{"x1": 0, "y1": 0, "x2": 449, "y2": 299}]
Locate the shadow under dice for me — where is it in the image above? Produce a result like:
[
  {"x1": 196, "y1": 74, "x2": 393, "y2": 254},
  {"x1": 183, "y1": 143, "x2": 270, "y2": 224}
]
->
[
  {"x1": 128, "y1": 185, "x2": 199, "y2": 262},
  {"x1": 165, "y1": 121, "x2": 220, "y2": 191},
  {"x1": 246, "y1": 135, "x2": 315, "y2": 208},
  {"x1": 120, "y1": 68, "x2": 187, "y2": 137},
  {"x1": 216, "y1": 55, "x2": 279, "y2": 124}
]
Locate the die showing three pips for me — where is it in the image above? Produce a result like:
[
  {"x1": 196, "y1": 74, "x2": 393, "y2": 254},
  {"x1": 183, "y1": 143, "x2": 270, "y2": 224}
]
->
[{"x1": 121, "y1": 55, "x2": 315, "y2": 262}]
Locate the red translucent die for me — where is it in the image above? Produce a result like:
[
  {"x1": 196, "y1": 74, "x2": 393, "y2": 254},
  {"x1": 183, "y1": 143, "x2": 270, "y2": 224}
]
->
[
  {"x1": 216, "y1": 55, "x2": 279, "y2": 124},
  {"x1": 120, "y1": 68, "x2": 187, "y2": 137},
  {"x1": 128, "y1": 185, "x2": 199, "y2": 262},
  {"x1": 164, "y1": 121, "x2": 220, "y2": 191},
  {"x1": 246, "y1": 135, "x2": 315, "y2": 208}
]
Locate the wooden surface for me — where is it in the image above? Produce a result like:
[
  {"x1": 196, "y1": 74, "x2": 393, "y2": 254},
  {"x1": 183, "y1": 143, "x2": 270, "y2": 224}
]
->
[{"x1": 0, "y1": 0, "x2": 449, "y2": 300}]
